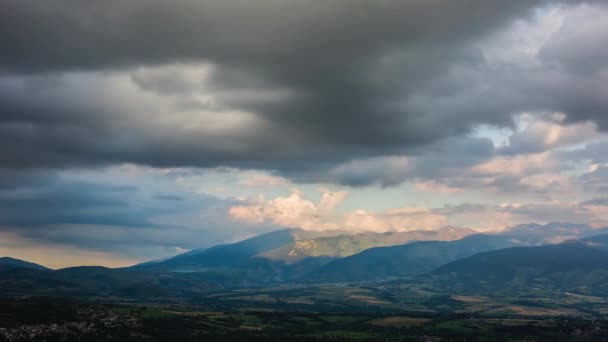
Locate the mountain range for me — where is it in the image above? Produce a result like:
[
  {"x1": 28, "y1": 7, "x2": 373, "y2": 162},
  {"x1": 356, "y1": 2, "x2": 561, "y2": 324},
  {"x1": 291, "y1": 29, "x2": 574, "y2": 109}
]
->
[{"x1": 2, "y1": 222, "x2": 608, "y2": 299}]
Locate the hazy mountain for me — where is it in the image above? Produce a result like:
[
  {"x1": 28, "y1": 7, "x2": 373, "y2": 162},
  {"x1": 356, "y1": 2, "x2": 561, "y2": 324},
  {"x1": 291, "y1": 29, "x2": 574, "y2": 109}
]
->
[
  {"x1": 498, "y1": 222, "x2": 607, "y2": 245},
  {"x1": 582, "y1": 234, "x2": 608, "y2": 251},
  {"x1": 314, "y1": 234, "x2": 517, "y2": 282},
  {"x1": 0, "y1": 257, "x2": 51, "y2": 271},
  {"x1": 430, "y1": 241, "x2": 608, "y2": 296},
  {"x1": 260, "y1": 226, "x2": 476, "y2": 264}
]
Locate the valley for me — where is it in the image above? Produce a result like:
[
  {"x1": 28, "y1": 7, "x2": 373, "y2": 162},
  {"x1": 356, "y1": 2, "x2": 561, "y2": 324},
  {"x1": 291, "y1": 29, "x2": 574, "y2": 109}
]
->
[{"x1": 2, "y1": 297, "x2": 608, "y2": 341}]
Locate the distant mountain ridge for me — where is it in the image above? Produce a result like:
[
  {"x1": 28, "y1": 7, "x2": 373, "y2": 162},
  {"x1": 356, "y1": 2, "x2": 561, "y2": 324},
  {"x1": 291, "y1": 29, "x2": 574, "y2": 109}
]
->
[
  {"x1": 2, "y1": 222, "x2": 608, "y2": 299},
  {"x1": 499, "y1": 222, "x2": 608, "y2": 245},
  {"x1": 313, "y1": 234, "x2": 518, "y2": 282},
  {"x1": 134, "y1": 226, "x2": 477, "y2": 280},
  {"x1": 307, "y1": 222, "x2": 608, "y2": 283},
  {"x1": 429, "y1": 241, "x2": 608, "y2": 296},
  {"x1": 142, "y1": 222, "x2": 606, "y2": 274}
]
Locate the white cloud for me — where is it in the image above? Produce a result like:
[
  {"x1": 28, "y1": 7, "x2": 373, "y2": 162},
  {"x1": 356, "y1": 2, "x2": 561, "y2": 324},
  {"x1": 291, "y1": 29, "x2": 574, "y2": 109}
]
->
[
  {"x1": 229, "y1": 189, "x2": 448, "y2": 233},
  {"x1": 229, "y1": 188, "x2": 347, "y2": 231},
  {"x1": 343, "y1": 207, "x2": 448, "y2": 233}
]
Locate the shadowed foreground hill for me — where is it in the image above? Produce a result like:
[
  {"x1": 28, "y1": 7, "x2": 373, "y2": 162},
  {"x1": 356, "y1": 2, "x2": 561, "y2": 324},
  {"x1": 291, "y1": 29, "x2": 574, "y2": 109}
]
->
[
  {"x1": 430, "y1": 241, "x2": 608, "y2": 296},
  {"x1": 0, "y1": 264, "x2": 222, "y2": 298}
]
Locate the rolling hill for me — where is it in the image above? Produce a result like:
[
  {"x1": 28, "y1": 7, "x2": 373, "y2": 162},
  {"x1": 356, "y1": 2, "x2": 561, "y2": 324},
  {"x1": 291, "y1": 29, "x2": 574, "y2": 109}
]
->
[
  {"x1": 0, "y1": 257, "x2": 50, "y2": 271},
  {"x1": 313, "y1": 234, "x2": 518, "y2": 282},
  {"x1": 0, "y1": 263, "x2": 219, "y2": 298}
]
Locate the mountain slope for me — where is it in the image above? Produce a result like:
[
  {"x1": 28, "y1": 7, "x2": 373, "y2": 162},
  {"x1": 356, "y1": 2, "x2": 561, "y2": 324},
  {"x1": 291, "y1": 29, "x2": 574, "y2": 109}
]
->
[
  {"x1": 133, "y1": 227, "x2": 476, "y2": 283},
  {"x1": 140, "y1": 228, "x2": 343, "y2": 271},
  {"x1": 430, "y1": 241, "x2": 608, "y2": 296},
  {"x1": 260, "y1": 227, "x2": 475, "y2": 264},
  {"x1": 314, "y1": 234, "x2": 517, "y2": 282},
  {"x1": 0, "y1": 257, "x2": 51, "y2": 271}
]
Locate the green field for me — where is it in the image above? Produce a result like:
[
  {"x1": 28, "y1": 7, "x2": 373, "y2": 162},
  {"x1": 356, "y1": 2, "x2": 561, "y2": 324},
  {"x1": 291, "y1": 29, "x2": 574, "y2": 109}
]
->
[{"x1": 1, "y1": 297, "x2": 608, "y2": 341}]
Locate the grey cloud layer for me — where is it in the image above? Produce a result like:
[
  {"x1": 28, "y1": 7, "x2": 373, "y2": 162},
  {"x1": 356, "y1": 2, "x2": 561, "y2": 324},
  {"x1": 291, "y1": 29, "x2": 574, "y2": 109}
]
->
[
  {"x1": 0, "y1": 172, "x2": 274, "y2": 257},
  {"x1": 0, "y1": 0, "x2": 545, "y2": 72},
  {"x1": 2, "y1": 0, "x2": 607, "y2": 180}
]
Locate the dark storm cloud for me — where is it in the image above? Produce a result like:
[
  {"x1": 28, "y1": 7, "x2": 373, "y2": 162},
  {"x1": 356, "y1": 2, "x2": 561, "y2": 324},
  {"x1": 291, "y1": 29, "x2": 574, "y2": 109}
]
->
[
  {"x1": 0, "y1": 1, "x2": 558, "y2": 167},
  {"x1": 317, "y1": 135, "x2": 496, "y2": 187},
  {"x1": 498, "y1": 2, "x2": 608, "y2": 130},
  {"x1": 0, "y1": 0, "x2": 545, "y2": 73},
  {"x1": 0, "y1": 0, "x2": 607, "y2": 186}
]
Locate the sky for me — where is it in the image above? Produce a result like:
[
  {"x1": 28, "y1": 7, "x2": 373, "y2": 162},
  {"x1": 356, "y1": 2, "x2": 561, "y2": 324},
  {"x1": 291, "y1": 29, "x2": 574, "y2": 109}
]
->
[{"x1": 1, "y1": 1, "x2": 608, "y2": 268}]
